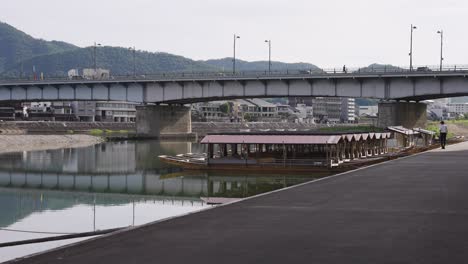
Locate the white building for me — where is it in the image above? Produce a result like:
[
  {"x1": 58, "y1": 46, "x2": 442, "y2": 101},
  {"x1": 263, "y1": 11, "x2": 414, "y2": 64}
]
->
[
  {"x1": 95, "y1": 101, "x2": 137, "y2": 122},
  {"x1": 359, "y1": 105, "x2": 378, "y2": 117},
  {"x1": 289, "y1": 97, "x2": 356, "y2": 123},
  {"x1": 72, "y1": 101, "x2": 137, "y2": 122},
  {"x1": 341, "y1": 98, "x2": 356, "y2": 123},
  {"x1": 237, "y1": 99, "x2": 278, "y2": 120},
  {"x1": 447, "y1": 103, "x2": 468, "y2": 116},
  {"x1": 311, "y1": 97, "x2": 342, "y2": 123},
  {"x1": 294, "y1": 104, "x2": 314, "y2": 123},
  {"x1": 193, "y1": 101, "x2": 226, "y2": 121},
  {"x1": 71, "y1": 101, "x2": 96, "y2": 122}
]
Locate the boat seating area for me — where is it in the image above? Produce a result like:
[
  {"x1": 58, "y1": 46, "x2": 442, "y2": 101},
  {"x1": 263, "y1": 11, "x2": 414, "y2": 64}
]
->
[{"x1": 201, "y1": 132, "x2": 392, "y2": 168}]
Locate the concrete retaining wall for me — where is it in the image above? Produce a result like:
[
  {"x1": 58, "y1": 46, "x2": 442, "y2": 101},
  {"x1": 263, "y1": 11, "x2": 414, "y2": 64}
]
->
[{"x1": 377, "y1": 102, "x2": 427, "y2": 128}]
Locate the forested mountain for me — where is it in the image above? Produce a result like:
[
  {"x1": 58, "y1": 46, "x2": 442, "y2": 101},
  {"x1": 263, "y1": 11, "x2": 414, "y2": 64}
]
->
[
  {"x1": 357, "y1": 63, "x2": 403, "y2": 72},
  {"x1": 2, "y1": 47, "x2": 217, "y2": 77},
  {"x1": 0, "y1": 21, "x2": 77, "y2": 74},
  {"x1": 204, "y1": 58, "x2": 320, "y2": 72},
  {"x1": 0, "y1": 21, "x2": 217, "y2": 77},
  {"x1": 0, "y1": 21, "x2": 321, "y2": 78}
]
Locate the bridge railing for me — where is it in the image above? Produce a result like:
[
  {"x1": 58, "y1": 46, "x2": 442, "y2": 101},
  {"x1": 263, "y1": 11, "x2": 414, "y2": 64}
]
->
[{"x1": 2, "y1": 64, "x2": 468, "y2": 84}]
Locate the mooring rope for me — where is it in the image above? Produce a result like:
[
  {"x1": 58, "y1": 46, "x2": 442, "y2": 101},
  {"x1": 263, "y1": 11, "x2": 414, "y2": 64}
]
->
[
  {"x1": 0, "y1": 227, "x2": 125, "y2": 248},
  {"x1": 0, "y1": 228, "x2": 75, "y2": 235}
]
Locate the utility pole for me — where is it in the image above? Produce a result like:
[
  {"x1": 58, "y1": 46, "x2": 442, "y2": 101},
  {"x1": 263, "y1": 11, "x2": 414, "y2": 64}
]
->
[
  {"x1": 409, "y1": 24, "x2": 417, "y2": 71},
  {"x1": 129, "y1": 46, "x2": 136, "y2": 77},
  {"x1": 233, "y1": 34, "x2": 240, "y2": 74},
  {"x1": 437, "y1": 30, "x2": 444, "y2": 71},
  {"x1": 93, "y1": 42, "x2": 101, "y2": 71},
  {"x1": 265, "y1": 40, "x2": 271, "y2": 73}
]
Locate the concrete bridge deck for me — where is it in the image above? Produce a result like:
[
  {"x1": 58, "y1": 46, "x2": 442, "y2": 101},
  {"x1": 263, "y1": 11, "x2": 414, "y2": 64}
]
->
[
  {"x1": 10, "y1": 142, "x2": 468, "y2": 264},
  {"x1": 2, "y1": 67, "x2": 468, "y2": 104}
]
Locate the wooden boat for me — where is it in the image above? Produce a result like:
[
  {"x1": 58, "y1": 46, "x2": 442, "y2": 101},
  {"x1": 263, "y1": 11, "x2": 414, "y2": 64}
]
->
[
  {"x1": 159, "y1": 131, "x2": 396, "y2": 173},
  {"x1": 158, "y1": 153, "x2": 392, "y2": 173}
]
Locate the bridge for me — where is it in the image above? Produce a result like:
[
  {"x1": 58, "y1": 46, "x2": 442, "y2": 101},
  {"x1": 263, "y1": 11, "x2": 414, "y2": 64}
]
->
[
  {"x1": 1, "y1": 65, "x2": 468, "y2": 137},
  {"x1": 1, "y1": 66, "x2": 468, "y2": 103}
]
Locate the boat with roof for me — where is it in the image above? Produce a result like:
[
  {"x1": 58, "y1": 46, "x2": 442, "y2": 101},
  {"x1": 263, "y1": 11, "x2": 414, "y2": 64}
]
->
[{"x1": 159, "y1": 131, "x2": 394, "y2": 172}]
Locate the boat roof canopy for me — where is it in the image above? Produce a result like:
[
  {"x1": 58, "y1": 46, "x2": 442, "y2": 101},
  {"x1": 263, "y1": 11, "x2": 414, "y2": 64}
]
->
[
  {"x1": 388, "y1": 126, "x2": 419, "y2": 135},
  {"x1": 413, "y1": 127, "x2": 436, "y2": 135},
  {"x1": 201, "y1": 135, "x2": 342, "y2": 145},
  {"x1": 201, "y1": 132, "x2": 390, "y2": 145}
]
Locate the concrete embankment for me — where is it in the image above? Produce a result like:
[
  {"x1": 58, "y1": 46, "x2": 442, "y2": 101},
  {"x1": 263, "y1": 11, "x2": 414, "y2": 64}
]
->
[
  {"x1": 0, "y1": 121, "x2": 135, "y2": 135},
  {"x1": 0, "y1": 135, "x2": 103, "y2": 154}
]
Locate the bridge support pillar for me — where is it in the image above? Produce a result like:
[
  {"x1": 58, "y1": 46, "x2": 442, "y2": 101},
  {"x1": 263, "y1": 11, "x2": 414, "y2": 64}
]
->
[
  {"x1": 377, "y1": 102, "x2": 427, "y2": 128},
  {"x1": 136, "y1": 105, "x2": 194, "y2": 139}
]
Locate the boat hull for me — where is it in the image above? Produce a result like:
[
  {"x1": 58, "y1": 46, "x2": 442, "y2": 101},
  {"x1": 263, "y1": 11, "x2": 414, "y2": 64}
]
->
[{"x1": 158, "y1": 155, "x2": 389, "y2": 173}]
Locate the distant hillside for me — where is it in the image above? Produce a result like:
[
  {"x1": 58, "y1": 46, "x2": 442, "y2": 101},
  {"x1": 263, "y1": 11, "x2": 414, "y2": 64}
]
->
[
  {"x1": 3, "y1": 46, "x2": 218, "y2": 77},
  {"x1": 1, "y1": 22, "x2": 323, "y2": 78},
  {"x1": 204, "y1": 58, "x2": 320, "y2": 72},
  {"x1": 0, "y1": 21, "x2": 218, "y2": 77},
  {"x1": 357, "y1": 63, "x2": 403, "y2": 73},
  {"x1": 0, "y1": 21, "x2": 77, "y2": 73}
]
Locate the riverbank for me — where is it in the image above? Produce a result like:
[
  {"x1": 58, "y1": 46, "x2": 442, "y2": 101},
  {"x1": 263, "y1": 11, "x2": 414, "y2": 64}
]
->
[
  {"x1": 0, "y1": 135, "x2": 104, "y2": 154},
  {"x1": 0, "y1": 121, "x2": 135, "y2": 135}
]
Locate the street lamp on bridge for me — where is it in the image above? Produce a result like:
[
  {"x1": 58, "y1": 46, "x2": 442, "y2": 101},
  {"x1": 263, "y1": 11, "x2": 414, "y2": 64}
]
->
[
  {"x1": 93, "y1": 42, "x2": 102, "y2": 71},
  {"x1": 437, "y1": 30, "x2": 444, "y2": 71},
  {"x1": 233, "y1": 34, "x2": 240, "y2": 74},
  {"x1": 265, "y1": 40, "x2": 271, "y2": 73},
  {"x1": 129, "y1": 46, "x2": 137, "y2": 78},
  {"x1": 409, "y1": 24, "x2": 417, "y2": 71}
]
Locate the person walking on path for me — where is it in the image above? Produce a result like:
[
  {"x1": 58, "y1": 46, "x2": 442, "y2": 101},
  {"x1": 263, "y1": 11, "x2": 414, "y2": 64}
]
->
[
  {"x1": 342, "y1": 65, "x2": 347, "y2": 73},
  {"x1": 439, "y1": 120, "x2": 448, "y2": 149}
]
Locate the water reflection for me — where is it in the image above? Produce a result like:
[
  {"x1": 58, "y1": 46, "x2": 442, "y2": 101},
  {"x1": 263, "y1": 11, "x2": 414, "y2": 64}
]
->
[
  {"x1": 0, "y1": 188, "x2": 204, "y2": 231},
  {"x1": 0, "y1": 187, "x2": 207, "y2": 262},
  {"x1": 0, "y1": 140, "x2": 325, "y2": 262},
  {"x1": 0, "y1": 141, "x2": 196, "y2": 174},
  {"x1": 0, "y1": 140, "x2": 321, "y2": 198}
]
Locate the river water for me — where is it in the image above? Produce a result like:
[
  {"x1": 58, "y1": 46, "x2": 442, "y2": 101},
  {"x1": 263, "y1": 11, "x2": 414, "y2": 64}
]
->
[{"x1": 0, "y1": 140, "x2": 327, "y2": 262}]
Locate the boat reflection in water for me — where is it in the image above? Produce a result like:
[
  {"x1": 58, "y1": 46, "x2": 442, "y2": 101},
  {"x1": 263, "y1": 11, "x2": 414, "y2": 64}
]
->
[{"x1": 0, "y1": 140, "x2": 324, "y2": 262}]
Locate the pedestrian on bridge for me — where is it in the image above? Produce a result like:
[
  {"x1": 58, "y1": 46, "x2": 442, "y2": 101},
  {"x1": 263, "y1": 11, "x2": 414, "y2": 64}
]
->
[
  {"x1": 343, "y1": 65, "x2": 347, "y2": 73},
  {"x1": 439, "y1": 121, "x2": 448, "y2": 149}
]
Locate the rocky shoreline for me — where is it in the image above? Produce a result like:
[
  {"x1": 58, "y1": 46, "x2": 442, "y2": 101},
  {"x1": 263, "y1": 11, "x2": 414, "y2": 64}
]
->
[{"x1": 0, "y1": 135, "x2": 104, "y2": 154}]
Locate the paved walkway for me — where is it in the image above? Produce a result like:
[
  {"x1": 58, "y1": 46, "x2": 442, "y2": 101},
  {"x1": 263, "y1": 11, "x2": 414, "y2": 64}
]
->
[{"x1": 10, "y1": 142, "x2": 468, "y2": 264}]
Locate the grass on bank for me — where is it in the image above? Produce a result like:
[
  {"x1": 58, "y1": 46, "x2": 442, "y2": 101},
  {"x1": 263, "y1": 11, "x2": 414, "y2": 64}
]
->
[
  {"x1": 89, "y1": 129, "x2": 131, "y2": 135},
  {"x1": 446, "y1": 119, "x2": 468, "y2": 125}
]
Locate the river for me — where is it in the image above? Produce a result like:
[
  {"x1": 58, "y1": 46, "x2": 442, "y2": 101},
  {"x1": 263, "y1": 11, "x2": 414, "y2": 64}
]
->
[{"x1": 0, "y1": 140, "x2": 328, "y2": 262}]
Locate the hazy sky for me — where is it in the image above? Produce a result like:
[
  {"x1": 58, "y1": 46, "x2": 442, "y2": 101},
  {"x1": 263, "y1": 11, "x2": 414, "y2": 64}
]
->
[{"x1": 1, "y1": 0, "x2": 467, "y2": 68}]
